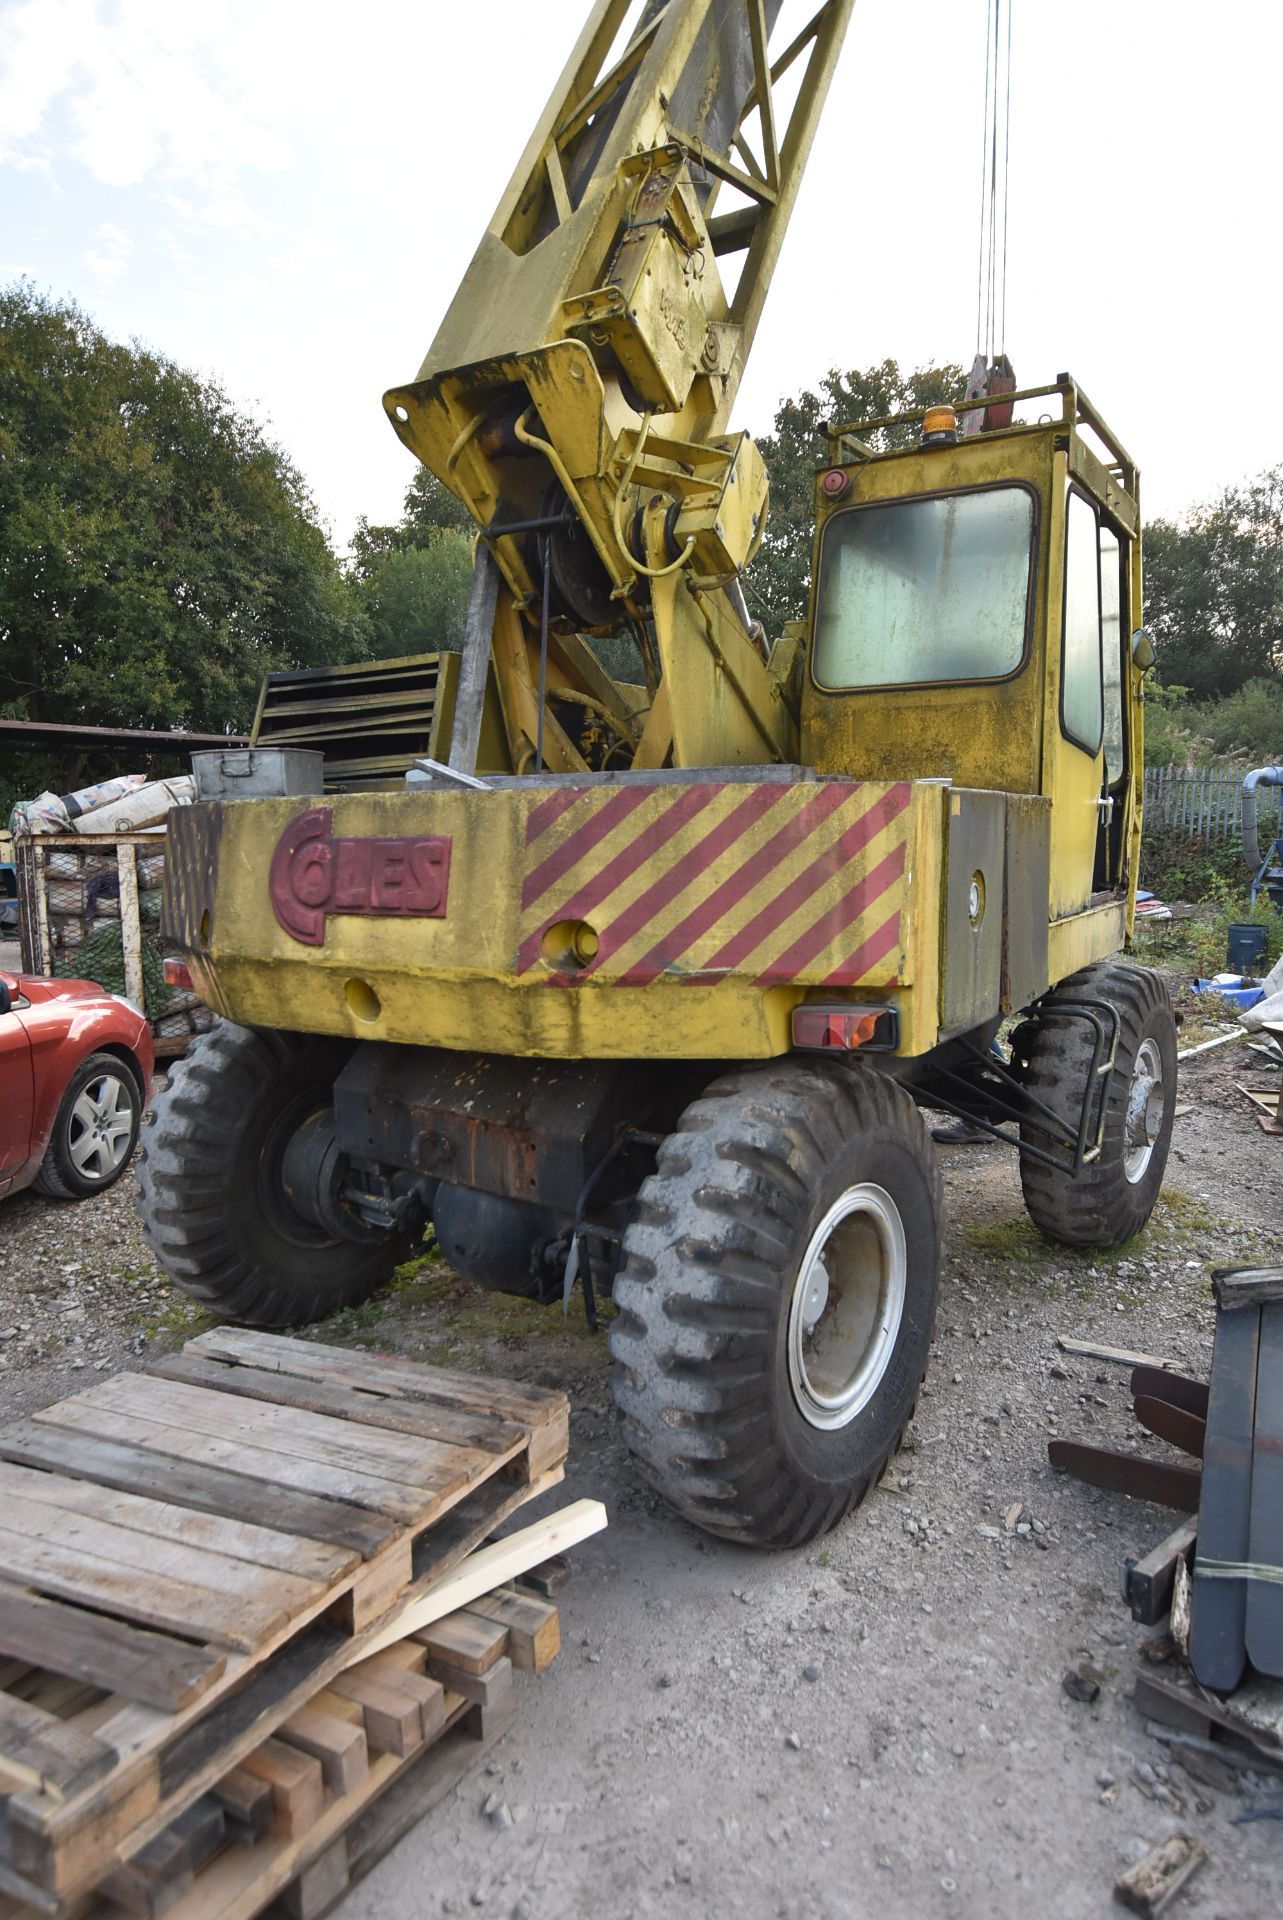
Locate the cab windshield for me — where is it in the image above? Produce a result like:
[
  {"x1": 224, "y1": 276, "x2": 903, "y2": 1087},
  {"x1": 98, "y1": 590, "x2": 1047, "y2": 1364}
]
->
[{"x1": 812, "y1": 485, "x2": 1035, "y2": 690}]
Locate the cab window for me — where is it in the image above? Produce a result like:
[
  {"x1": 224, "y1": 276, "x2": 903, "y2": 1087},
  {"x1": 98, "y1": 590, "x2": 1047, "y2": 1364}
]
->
[
  {"x1": 1062, "y1": 490, "x2": 1105, "y2": 754},
  {"x1": 812, "y1": 485, "x2": 1035, "y2": 691}
]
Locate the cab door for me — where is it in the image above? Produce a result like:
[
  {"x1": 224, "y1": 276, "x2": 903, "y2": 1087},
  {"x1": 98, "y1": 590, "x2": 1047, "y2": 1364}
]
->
[{"x1": 1046, "y1": 484, "x2": 1118, "y2": 917}]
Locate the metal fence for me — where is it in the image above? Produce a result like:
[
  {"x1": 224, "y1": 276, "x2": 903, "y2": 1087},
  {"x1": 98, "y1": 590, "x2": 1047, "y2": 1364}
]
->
[{"x1": 1143, "y1": 765, "x2": 1283, "y2": 843}]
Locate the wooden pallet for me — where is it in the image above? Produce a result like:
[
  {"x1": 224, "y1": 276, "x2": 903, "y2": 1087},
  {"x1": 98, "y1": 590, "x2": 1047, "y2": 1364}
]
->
[
  {"x1": 0, "y1": 1579, "x2": 562, "y2": 1920},
  {"x1": 0, "y1": 1335, "x2": 568, "y2": 1908}
]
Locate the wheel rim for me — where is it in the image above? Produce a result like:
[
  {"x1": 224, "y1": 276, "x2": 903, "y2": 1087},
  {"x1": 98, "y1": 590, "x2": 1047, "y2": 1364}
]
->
[
  {"x1": 68, "y1": 1073, "x2": 134, "y2": 1181},
  {"x1": 1123, "y1": 1036, "x2": 1165, "y2": 1184},
  {"x1": 787, "y1": 1183, "x2": 908, "y2": 1431}
]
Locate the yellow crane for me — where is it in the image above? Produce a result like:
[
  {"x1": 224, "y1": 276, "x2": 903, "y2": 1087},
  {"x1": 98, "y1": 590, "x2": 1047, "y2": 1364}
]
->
[{"x1": 141, "y1": 0, "x2": 1176, "y2": 1548}]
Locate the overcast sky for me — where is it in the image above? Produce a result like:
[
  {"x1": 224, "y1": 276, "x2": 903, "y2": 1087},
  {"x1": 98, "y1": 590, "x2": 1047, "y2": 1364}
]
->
[{"x1": 3, "y1": 0, "x2": 1279, "y2": 553}]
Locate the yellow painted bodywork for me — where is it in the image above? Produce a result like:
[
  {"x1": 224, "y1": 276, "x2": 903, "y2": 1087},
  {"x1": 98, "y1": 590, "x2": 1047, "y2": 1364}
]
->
[
  {"x1": 176, "y1": 384, "x2": 1146, "y2": 1067},
  {"x1": 167, "y1": 778, "x2": 953, "y2": 1061},
  {"x1": 1047, "y1": 900, "x2": 1128, "y2": 980},
  {"x1": 803, "y1": 380, "x2": 1146, "y2": 980}
]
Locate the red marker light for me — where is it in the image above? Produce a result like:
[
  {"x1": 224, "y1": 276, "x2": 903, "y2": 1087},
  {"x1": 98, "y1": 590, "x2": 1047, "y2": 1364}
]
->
[
  {"x1": 163, "y1": 957, "x2": 193, "y2": 990},
  {"x1": 820, "y1": 467, "x2": 851, "y2": 500},
  {"x1": 791, "y1": 1004, "x2": 899, "y2": 1052}
]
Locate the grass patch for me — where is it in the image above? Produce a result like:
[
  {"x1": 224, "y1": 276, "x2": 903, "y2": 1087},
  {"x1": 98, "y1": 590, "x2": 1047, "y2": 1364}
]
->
[
  {"x1": 962, "y1": 1187, "x2": 1229, "y2": 1281},
  {"x1": 135, "y1": 1288, "x2": 219, "y2": 1343},
  {"x1": 1156, "y1": 1187, "x2": 1218, "y2": 1235}
]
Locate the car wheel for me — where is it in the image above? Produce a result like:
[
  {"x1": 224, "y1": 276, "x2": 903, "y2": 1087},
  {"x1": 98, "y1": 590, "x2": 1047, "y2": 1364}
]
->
[{"x1": 35, "y1": 1052, "x2": 142, "y2": 1199}]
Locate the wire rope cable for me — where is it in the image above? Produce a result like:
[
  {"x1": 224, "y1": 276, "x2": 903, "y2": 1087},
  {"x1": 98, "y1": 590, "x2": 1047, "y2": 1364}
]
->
[{"x1": 974, "y1": 0, "x2": 1014, "y2": 369}]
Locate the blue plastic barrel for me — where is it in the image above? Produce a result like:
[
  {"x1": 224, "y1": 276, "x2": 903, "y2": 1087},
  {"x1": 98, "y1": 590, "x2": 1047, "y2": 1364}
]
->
[{"x1": 1227, "y1": 923, "x2": 1269, "y2": 973}]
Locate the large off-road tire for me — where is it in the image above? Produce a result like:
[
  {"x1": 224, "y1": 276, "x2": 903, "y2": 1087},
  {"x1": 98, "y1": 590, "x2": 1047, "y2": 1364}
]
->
[
  {"x1": 137, "y1": 1022, "x2": 411, "y2": 1326},
  {"x1": 1017, "y1": 961, "x2": 1177, "y2": 1248},
  {"x1": 35, "y1": 1051, "x2": 142, "y2": 1199},
  {"x1": 609, "y1": 1062, "x2": 942, "y2": 1548}
]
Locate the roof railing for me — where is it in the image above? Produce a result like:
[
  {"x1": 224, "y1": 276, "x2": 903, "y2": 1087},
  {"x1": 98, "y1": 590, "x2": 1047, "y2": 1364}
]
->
[{"x1": 819, "y1": 373, "x2": 1137, "y2": 495}]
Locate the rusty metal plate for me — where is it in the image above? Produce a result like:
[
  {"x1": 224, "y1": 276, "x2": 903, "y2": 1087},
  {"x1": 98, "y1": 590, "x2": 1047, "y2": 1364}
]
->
[
  {"x1": 1133, "y1": 1395, "x2": 1206, "y2": 1460},
  {"x1": 1048, "y1": 1440, "x2": 1201, "y2": 1513}
]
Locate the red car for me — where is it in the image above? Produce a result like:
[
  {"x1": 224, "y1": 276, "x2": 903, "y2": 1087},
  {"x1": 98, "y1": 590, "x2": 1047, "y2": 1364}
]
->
[{"x1": 0, "y1": 970, "x2": 154, "y2": 1201}]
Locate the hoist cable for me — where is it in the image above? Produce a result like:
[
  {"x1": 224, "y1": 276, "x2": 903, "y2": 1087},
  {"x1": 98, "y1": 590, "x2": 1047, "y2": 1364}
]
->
[
  {"x1": 973, "y1": 0, "x2": 994, "y2": 359},
  {"x1": 999, "y1": 0, "x2": 1012, "y2": 355},
  {"x1": 974, "y1": 0, "x2": 1014, "y2": 369}
]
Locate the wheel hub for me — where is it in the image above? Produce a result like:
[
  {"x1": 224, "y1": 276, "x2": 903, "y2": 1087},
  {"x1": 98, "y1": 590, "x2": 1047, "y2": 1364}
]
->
[
  {"x1": 1123, "y1": 1037, "x2": 1165, "y2": 1184},
  {"x1": 278, "y1": 1108, "x2": 386, "y2": 1244},
  {"x1": 787, "y1": 1183, "x2": 908, "y2": 1432},
  {"x1": 68, "y1": 1074, "x2": 133, "y2": 1180}
]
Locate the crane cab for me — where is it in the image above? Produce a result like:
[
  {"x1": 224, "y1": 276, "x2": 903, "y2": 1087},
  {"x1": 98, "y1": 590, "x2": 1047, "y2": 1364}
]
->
[{"x1": 800, "y1": 376, "x2": 1146, "y2": 979}]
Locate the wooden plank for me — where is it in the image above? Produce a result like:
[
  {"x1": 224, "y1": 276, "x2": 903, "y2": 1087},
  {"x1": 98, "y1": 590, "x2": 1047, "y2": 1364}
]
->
[
  {"x1": 411, "y1": 1612, "x2": 507, "y2": 1676},
  {"x1": 99, "y1": 1791, "x2": 226, "y2": 1914},
  {"x1": 87, "y1": 1375, "x2": 486, "y2": 1496},
  {"x1": 462, "y1": 1590, "x2": 559, "y2": 1673},
  {"x1": 0, "y1": 1582, "x2": 225, "y2": 1715},
  {"x1": 185, "y1": 1330, "x2": 567, "y2": 1430},
  {"x1": 371, "y1": 1664, "x2": 445, "y2": 1743},
  {"x1": 277, "y1": 1706, "x2": 368, "y2": 1798},
  {"x1": 98, "y1": 1825, "x2": 192, "y2": 1918},
  {"x1": 0, "y1": 1694, "x2": 115, "y2": 1801},
  {"x1": 5, "y1": 1755, "x2": 160, "y2": 1897},
  {"x1": 1056, "y1": 1336, "x2": 1179, "y2": 1370},
  {"x1": 238, "y1": 1740, "x2": 323, "y2": 1840},
  {"x1": 1212, "y1": 1265, "x2": 1283, "y2": 1311},
  {"x1": 420, "y1": 1654, "x2": 512, "y2": 1716},
  {"x1": 30, "y1": 1403, "x2": 431, "y2": 1524},
  {"x1": 1114, "y1": 1834, "x2": 1207, "y2": 1916},
  {"x1": 0, "y1": 1425, "x2": 395, "y2": 1558},
  {"x1": 333, "y1": 1533, "x2": 415, "y2": 1639},
  {"x1": 0, "y1": 1526, "x2": 280, "y2": 1654},
  {"x1": 209, "y1": 1769, "x2": 273, "y2": 1849},
  {"x1": 518, "y1": 1554, "x2": 571, "y2": 1598},
  {"x1": 15, "y1": 1677, "x2": 100, "y2": 1720},
  {"x1": 276, "y1": 1837, "x2": 349, "y2": 1920},
  {"x1": 325, "y1": 1672, "x2": 422, "y2": 1759},
  {"x1": 356, "y1": 1500, "x2": 607, "y2": 1658},
  {"x1": 0, "y1": 1487, "x2": 319, "y2": 1619},
  {"x1": 356, "y1": 1642, "x2": 424, "y2": 1678},
  {"x1": 147, "y1": 1355, "x2": 528, "y2": 1463},
  {"x1": 1125, "y1": 1520, "x2": 1199, "y2": 1627},
  {"x1": 124, "y1": 1697, "x2": 498, "y2": 1920},
  {"x1": 306, "y1": 1691, "x2": 364, "y2": 1731},
  {"x1": 1190, "y1": 1303, "x2": 1260, "y2": 1692},
  {"x1": 0, "y1": 1463, "x2": 356, "y2": 1585},
  {"x1": 4, "y1": 1471, "x2": 555, "y2": 1901},
  {"x1": 1129, "y1": 1367, "x2": 1208, "y2": 1420},
  {"x1": 169, "y1": 1796, "x2": 227, "y2": 1878}
]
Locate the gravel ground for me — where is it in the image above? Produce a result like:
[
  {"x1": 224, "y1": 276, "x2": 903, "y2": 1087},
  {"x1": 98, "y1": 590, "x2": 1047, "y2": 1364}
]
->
[{"x1": 1, "y1": 995, "x2": 1281, "y2": 1918}]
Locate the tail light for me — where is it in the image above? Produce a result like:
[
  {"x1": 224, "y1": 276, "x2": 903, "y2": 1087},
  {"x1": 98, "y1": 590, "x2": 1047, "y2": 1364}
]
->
[{"x1": 791, "y1": 1004, "x2": 899, "y2": 1052}]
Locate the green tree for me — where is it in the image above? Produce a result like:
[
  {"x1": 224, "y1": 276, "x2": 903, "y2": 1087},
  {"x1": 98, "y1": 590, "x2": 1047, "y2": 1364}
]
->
[
  {"x1": 359, "y1": 534, "x2": 474, "y2": 656},
  {"x1": 0, "y1": 283, "x2": 368, "y2": 741},
  {"x1": 1144, "y1": 468, "x2": 1283, "y2": 699},
  {"x1": 744, "y1": 359, "x2": 967, "y2": 632},
  {"x1": 350, "y1": 466, "x2": 474, "y2": 579}
]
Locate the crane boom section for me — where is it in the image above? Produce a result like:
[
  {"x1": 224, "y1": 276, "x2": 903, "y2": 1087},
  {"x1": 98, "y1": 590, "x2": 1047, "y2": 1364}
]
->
[{"x1": 383, "y1": 2, "x2": 853, "y2": 777}]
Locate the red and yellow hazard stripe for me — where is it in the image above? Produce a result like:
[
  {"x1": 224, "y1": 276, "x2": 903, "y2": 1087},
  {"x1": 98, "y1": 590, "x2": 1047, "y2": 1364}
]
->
[{"x1": 517, "y1": 780, "x2": 911, "y2": 988}]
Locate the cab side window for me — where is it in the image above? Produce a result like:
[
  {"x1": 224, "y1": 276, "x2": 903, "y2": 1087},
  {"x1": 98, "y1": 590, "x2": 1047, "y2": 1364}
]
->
[
  {"x1": 1100, "y1": 525, "x2": 1126, "y2": 786},
  {"x1": 1062, "y1": 489, "x2": 1103, "y2": 755}
]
